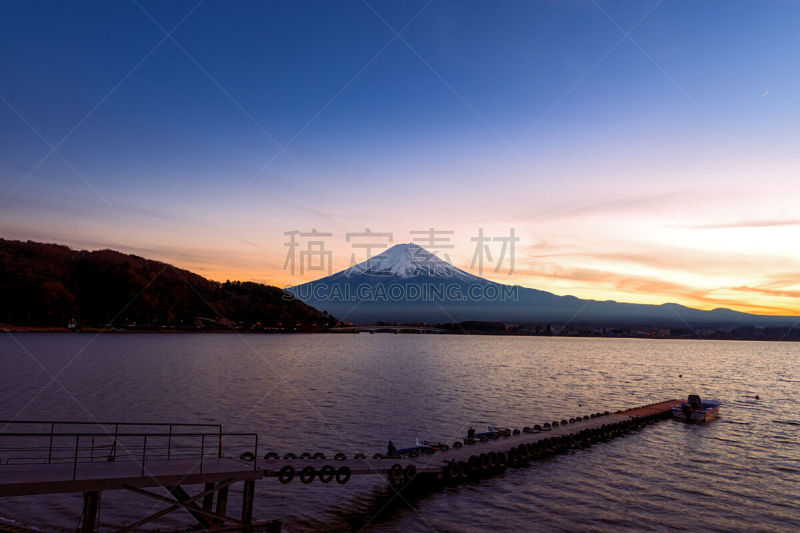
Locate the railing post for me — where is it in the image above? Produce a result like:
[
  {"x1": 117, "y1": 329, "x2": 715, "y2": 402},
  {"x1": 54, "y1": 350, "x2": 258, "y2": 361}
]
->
[
  {"x1": 167, "y1": 424, "x2": 173, "y2": 460},
  {"x1": 218, "y1": 426, "x2": 223, "y2": 458},
  {"x1": 90, "y1": 436, "x2": 95, "y2": 463},
  {"x1": 141, "y1": 435, "x2": 147, "y2": 477},
  {"x1": 254, "y1": 434, "x2": 258, "y2": 471},
  {"x1": 73, "y1": 435, "x2": 79, "y2": 480},
  {"x1": 200, "y1": 434, "x2": 205, "y2": 473},
  {"x1": 113, "y1": 423, "x2": 118, "y2": 462},
  {"x1": 48, "y1": 422, "x2": 54, "y2": 464}
]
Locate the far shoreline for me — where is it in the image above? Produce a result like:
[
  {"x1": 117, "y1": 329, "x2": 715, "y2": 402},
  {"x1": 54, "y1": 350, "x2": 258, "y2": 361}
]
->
[{"x1": 3, "y1": 325, "x2": 799, "y2": 342}]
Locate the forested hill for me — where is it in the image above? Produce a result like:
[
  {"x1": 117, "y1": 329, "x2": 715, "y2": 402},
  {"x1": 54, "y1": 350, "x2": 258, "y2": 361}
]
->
[{"x1": 0, "y1": 238, "x2": 337, "y2": 330}]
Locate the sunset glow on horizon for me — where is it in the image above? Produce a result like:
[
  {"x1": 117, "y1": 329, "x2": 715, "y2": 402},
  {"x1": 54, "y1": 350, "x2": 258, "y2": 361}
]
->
[{"x1": 2, "y1": 1, "x2": 800, "y2": 317}]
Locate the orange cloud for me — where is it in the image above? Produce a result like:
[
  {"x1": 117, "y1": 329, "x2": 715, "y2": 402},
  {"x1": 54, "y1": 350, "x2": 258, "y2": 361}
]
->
[
  {"x1": 729, "y1": 286, "x2": 800, "y2": 299},
  {"x1": 505, "y1": 263, "x2": 798, "y2": 316}
]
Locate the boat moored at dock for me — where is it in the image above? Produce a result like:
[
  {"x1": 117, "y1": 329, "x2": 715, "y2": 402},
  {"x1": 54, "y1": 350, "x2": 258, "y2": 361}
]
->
[{"x1": 672, "y1": 394, "x2": 720, "y2": 423}]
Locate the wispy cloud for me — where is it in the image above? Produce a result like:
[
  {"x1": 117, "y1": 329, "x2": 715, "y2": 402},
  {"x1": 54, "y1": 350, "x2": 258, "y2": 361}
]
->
[
  {"x1": 729, "y1": 285, "x2": 800, "y2": 299},
  {"x1": 679, "y1": 218, "x2": 800, "y2": 229},
  {"x1": 519, "y1": 241, "x2": 795, "y2": 278},
  {"x1": 758, "y1": 272, "x2": 800, "y2": 289},
  {"x1": 511, "y1": 190, "x2": 692, "y2": 222}
]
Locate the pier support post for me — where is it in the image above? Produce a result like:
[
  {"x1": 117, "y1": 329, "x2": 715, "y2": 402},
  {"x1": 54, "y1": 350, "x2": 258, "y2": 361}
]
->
[
  {"x1": 215, "y1": 484, "x2": 229, "y2": 525},
  {"x1": 80, "y1": 491, "x2": 100, "y2": 533},
  {"x1": 241, "y1": 479, "x2": 255, "y2": 524},
  {"x1": 202, "y1": 482, "x2": 214, "y2": 512},
  {"x1": 167, "y1": 486, "x2": 211, "y2": 528}
]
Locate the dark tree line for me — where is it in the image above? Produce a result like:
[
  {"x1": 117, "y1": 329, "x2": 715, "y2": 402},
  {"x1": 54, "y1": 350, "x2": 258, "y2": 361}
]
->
[{"x1": 0, "y1": 238, "x2": 337, "y2": 330}]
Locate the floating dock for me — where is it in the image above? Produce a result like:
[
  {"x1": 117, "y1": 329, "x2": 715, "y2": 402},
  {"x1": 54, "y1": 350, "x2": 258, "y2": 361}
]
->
[
  {"x1": 259, "y1": 400, "x2": 678, "y2": 488},
  {"x1": 0, "y1": 400, "x2": 677, "y2": 531}
]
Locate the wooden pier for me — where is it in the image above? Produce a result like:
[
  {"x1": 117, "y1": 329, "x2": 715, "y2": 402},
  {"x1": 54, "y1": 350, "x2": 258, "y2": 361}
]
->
[
  {"x1": 0, "y1": 400, "x2": 678, "y2": 531},
  {"x1": 259, "y1": 399, "x2": 678, "y2": 488}
]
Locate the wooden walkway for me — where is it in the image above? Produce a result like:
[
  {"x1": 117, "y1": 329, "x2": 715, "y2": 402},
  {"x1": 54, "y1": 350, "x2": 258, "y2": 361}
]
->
[
  {"x1": 0, "y1": 457, "x2": 259, "y2": 497},
  {"x1": 260, "y1": 399, "x2": 679, "y2": 485}
]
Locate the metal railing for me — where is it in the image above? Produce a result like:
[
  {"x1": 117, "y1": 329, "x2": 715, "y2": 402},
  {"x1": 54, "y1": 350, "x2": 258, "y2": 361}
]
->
[{"x1": 0, "y1": 421, "x2": 258, "y2": 479}]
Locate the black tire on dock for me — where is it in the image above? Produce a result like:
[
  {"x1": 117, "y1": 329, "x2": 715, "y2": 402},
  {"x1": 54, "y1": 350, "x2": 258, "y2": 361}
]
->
[
  {"x1": 534, "y1": 424, "x2": 542, "y2": 431},
  {"x1": 569, "y1": 418, "x2": 576, "y2": 424},
  {"x1": 561, "y1": 419, "x2": 568, "y2": 425},
  {"x1": 278, "y1": 465, "x2": 295, "y2": 484},
  {"x1": 404, "y1": 464, "x2": 417, "y2": 481},
  {"x1": 239, "y1": 452, "x2": 255, "y2": 462},
  {"x1": 283, "y1": 453, "x2": 297, "y2": 460},
  {"x1": 453, "y1": 441, "x2": 463, "y2": 449},
  {"x1": 319, "y1": 464, "x2": 335, "y2": 483},
  {"x1": 513, "y1": 428, "x2": 521, "y2": 435},
  {"x1": 299, "y1": 452, "x2": 312, "y2": 460},
  {"x1": 264, "y1": 452, "x2": 280, "y2": 460},
  {"x1": 373, "y1": 453, "x2": 385, "y2": 459},
  {"x1": 488, "y1": 451, "x2": 498, "y2": 468},
  {"x1": 300, "y1": 466, "x2": 315, "y2": 484},
  {"x1": 518, "y1": 443, "x2": 528, "y2": 458},
  {"x1": 334, "y1": 453, "x2": 347, "y2": 461},
  {"x1": 459, "y1": 461, "x2": 471, "y2": 479},
  {"x1": 441, "y1": 444, "x2": 450, "y2": 451},
  {"x1": 336, "y1": 466, "x2": 351, "y2": 484},
  {"x1": 479, "y1": 453, "x2": 490, "y2": 472},
  {"x1": 390, "y1": 463, "x2": 404, "y2": 482},
  {"x1": 313, "y1": 452, "x2": 326, "y2": 460},
  {"x1": 354, "y1": 453, "x2": 366, "y2": 459},
  {"x1": 447, "y1": 461, "x2": 461, "y2": 482}
]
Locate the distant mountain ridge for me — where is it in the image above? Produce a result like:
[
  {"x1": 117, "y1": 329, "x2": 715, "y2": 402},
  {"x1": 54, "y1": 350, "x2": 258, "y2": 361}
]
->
[
  {"x1": 289, "y1": 243, "x2": 797, "y2": 327},
  {"x1": 0, "y1": 238, "x2": 335, "y2": 330}
]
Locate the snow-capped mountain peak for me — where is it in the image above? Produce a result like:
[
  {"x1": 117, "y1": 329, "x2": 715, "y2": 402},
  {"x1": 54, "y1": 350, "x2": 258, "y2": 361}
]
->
[{"x1": 341, "y1": 243, "x2": 479, "y2": 281}]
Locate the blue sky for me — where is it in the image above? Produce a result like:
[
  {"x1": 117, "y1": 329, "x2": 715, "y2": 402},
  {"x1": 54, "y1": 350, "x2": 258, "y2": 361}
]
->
[{"x1": 2, "y1": 1, "x2": 800, "y2": 314}]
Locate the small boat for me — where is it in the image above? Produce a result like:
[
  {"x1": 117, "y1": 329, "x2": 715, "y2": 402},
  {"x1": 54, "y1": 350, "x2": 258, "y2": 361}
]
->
[
  {"x1": 392, "y1": 439, "x2": 442, "y2": 457},
  {"x1": 672, "y1": 394, "x2": 720, "y2": 423},
  {"x1": 422, "y1": 440, "x2": 450, "y2": 451},
  {"x1": 463, "y1": 425, "x2": 510, "y2": 443}
]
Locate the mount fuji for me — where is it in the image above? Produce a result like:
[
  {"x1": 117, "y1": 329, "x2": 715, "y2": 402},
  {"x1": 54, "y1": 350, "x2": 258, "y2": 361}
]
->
[{"x1": 288, "y1": 243, "x2": 794, "y2": 327}]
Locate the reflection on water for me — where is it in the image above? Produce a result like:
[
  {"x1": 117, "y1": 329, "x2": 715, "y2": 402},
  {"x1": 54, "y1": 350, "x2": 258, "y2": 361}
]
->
[{"x1": 1, "y1": 334, "x2": 798, "y2": 531}]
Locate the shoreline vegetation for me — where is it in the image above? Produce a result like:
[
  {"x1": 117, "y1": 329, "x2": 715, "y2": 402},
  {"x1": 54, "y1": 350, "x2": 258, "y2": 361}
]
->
[
  {"x1": 3, "y1": 323, "x2": 799, "y2": 341},
  {"x1": 0, "y1": 238, "x2": 337, "y2": 332}
]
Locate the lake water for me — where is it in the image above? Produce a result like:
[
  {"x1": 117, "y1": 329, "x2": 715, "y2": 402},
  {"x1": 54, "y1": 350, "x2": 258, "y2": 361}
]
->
[{"x1": 1, "y1": 333, "x2": 798, "y2": 531}]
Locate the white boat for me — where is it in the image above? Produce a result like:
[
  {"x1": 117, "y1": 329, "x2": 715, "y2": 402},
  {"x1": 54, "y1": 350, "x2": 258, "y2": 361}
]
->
[{"x1": 672, "y1": 394, "x2": 720, "y2": 423}]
